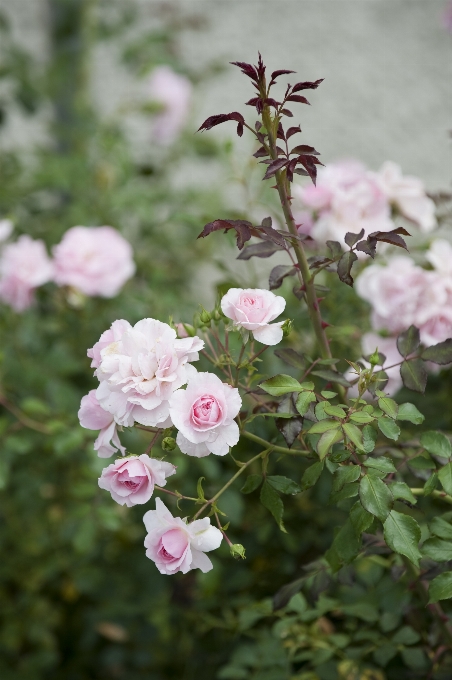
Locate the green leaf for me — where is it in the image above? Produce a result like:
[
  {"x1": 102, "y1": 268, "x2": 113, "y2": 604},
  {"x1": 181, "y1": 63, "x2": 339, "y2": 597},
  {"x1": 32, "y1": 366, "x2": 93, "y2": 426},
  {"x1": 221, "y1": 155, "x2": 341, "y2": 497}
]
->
[
  {"x1": 421, "y1": 338, "x2": 452, "y2": 365},
  {"x1": 317, "y1": 428, "x2": 343, "y2": 460},
  {"x1": 197, "y1": 477, "x2": 206, "y2": 502},
  {"x1": 364, "y1": 456, "x2": 396, "y2": 475},
  {"x1": 428, "y1": 571, "x2": 452, "y2": 603},
  {"x1": 260, "y1": 481, "x2": 286, "y2": 532},
  {"x1": 309, "y1": 419, "x2": 341, "y2": 434},
  {"x1": 241, "y1": 474, "x2": 262, "y2": 494},
  {"x1": 267, "y1": 475, "x2": 301, "y2": 495},
  {"x1": 295, "y1": 390, "x2": 316, "y2": 416},
  {"x1": 260, "y1": 374, "x2": 302, "y2": 396},
  {"x1": 409, "y1": 454, "x2": 436, "y2": 470},
  {"x1": 373, "y1": 643, "x2": 397, "y2": 667},
  {"x1": 420, "y1": 431, "x2": 451, "y2": 459},
  {"x1": 378, "y1": 397, "x2": 398, "y2": 420},
  {"x1": 362, "y1": 425, "x2": 378, "y2": 453},
  {"x1": 359, "y1": 475, "x2": 393, "y2": 521},
  {"x1": 424, "y1": 472, "x2": 438, "y2": 496},
  {"x1": 311, "y1": 369, "x2": 351, "y2": 387},
  {"x1": 329, "y1": 449, "x2": 351, "y2": 463},
  {"x1": 378, "y1": 417, "x2": 400, "y2": 441},
  {"x1": 430, "y1": 516, "x2": 452, "y2": 540},
  {"x1": 323, "y1": 404, "x2": 346, "y2": 418},
  {"x1": 331, "y1": 465, "x2": 361, "y2": 492},
  {"x1": 315, "y1": 401, "x2": 330, "y2": 421},
  {"x1": 321, "y1": 391, "x2": 337, "y2": 399},
  {"x1": 392, "y1": 626, "x2": 420, "y2": 645},
  {"x1": 342, "y1": 422, "x2": 363, "y2": 449},
  {"x1": 400, "y1": 359, "x2": 427, "y2": 393},
  {"x1": 383, "y1": 510, "x2": 422, "y2": 566},
  {"x1": 329, "y1": 482, "x2": 359, "y2": 505},
  {"x1": 301, "y1": 460, "x2": 324, "y2": 491},
  {"x1": 274, "y1": 348, "x2": 306, "y2": 370},
  {"x1": 349, "y1": 412, "x2": 374, "y2": 424},
  {"x1": 300, "y1": 381, "x2": 315, "y2": 391},
  {"x1": 317, "y1": 357, "x2": 340, "y2": 365},
  {"x1": 422, "y1": 537, "x2": 452, "y2": 562},
  {"x1": 388, "y1": 481, "x2": 417, "y2": 505},
  {"x1": 349, "y1": 501, "x2": 373, "y2": 534},
  {"x1": 438, "y1": 462, "x2": 452, "y2": 495},
  {"x1": 331, "y1": 518, "x2": 361, "y2": 564},
  {"x1": 397, "y1": 325, "x2": 420, "y2": 357},
  {"x1": 397, "y1": 402, "x2": 425, "y2": 425}
]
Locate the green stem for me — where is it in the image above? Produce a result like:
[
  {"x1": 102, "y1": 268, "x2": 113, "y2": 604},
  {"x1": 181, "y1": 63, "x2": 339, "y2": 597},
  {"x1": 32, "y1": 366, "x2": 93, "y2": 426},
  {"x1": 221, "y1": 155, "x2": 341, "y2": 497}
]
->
[
  {"x1": 241, "y1": 430, "x2": 310, "y2": 456},
  {"x1": 410, "y1": 488, "x2": 452, "y2": 505}
]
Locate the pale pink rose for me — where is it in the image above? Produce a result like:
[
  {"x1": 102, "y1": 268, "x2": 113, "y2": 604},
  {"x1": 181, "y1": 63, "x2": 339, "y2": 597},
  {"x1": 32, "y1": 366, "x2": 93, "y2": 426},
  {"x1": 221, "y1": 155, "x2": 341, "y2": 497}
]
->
[
  {"x1": 87, "y1": 319, "x2": 132, "y2": 369},
  {"x1": 355, "y1": 256, "x2": 447, "y2": 335},
  {"x1": 169, "y1": 372, "x2": 241, "y2": 458},
  {"x1": 78, "y1": 390, "x2": 126, "y2": 458},
  {"x1": 221, "y1": 288, "x2": 286, "y2": 345},
  {"x1": 418, "y1": 308, "x2": 452, "y2": 347},
  {"x1": 0, "y1": 219, "x2": 13, "y2": 242},
  {"x1": 94, "y1": 318, "x2": 204, "y2": 428},
  {"x1": 148, "y1": 66, "x2": 192, "y2": 145},
  {"x1": 143, "y1": 497, "x2": 222, "y2": 574},
  {"x1": 299, "y1": 160, "x2": 366, "y2": 212},
  {"x1": 53, "y1": 226, "x2": 135, "y2": 297},
  {"x1": 378, "y1": 161, "x2": 436, "y2": 232},
  {"x1": 426, "y1": 239, "x2": 452, "y2": 279},
  {"x1": 175, "y1": 323, "x2": 189, "y2": 338},
  {"x1": 0, "y1": 235, "x2": 54, "y2": 311},
  {"x1": 442, "y1": 1, "x2": 452, "y2": 33},
  {"x1": 98, "y1": 454, "x2": 176, "y2": 507}
]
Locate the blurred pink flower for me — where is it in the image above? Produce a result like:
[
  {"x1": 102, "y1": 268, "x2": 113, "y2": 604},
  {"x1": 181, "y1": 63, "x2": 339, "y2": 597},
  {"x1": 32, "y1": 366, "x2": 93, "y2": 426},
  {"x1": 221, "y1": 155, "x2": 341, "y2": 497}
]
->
[
  {"x1": 98, "y1": 454, "x2": 176, "y2": 507},
  {"x1": 148, "y1": 66, "x2": 192, "y2": 145},
  {"x1": 143, "y1": 497, "x2": 222, "y2": 574},
  {"x1": 0, "y1": 235, "x2": 53, "y2": 311},
  {"x1": 221, "y1": 288, "x2": 286, "y2": 345},
  {"x1": 78, "y1": 390, "x2": 126, "y2": 458},
  {"x1": 53, "y1": 226, "x2": 135, "y2": 298},
  {"x1": 443, "y1": 1, "x2": 452, "y2": 32},
  {"x1": 169, "y1": 372, "x2": 241, "y2": 458},
  {"x1": 377, "y1": 161, "x2": 436, "y2": 232}
]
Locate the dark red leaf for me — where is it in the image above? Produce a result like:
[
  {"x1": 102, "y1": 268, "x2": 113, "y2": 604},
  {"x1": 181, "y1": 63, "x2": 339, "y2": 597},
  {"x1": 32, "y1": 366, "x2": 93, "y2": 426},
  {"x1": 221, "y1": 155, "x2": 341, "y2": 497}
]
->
[
  {"x1": 287, "y1": 95, "x2": 310, "y2": 105},
  {"x1": 258, "y1": 226, "x2": 288, "y2": 248},
  {"x1": 344, "y1": 229, "x2": 365, "y2": 248},
  {"x1": 262, "y1": 158, "x2": 290, "y2": 180},
  {"x1": 230, "y1": 61, "x2": 258, "y2": 82},
  {"x1": 298, "y1": 155, "x2": 318, "y2": 185},
  {"x1": 276, "y1": 146, "x2": 287, "y2": 156},
  {"x1": 271, "y1": 69, "x2": 296, "y2": 80},
  {"x1": 197, "y1": 219, "x2": 253, "y2": 250},
  {"x1": 261, "y1": 216, "x2": 272, "y2": 228},
  {"x1": 286, "y1": 158, "x2": 298, "y2": 182},
  {"x1": 253, "y1": 146, "x2": 268, "y2": 158},
  {"x1": 277, "y1": 122, "x2": 286, "y2": 140},
  {"x1": 269, "y1": 265, "x2": 297, "y2": 290},
  {"x1": 281, "y1": 108, "x2": 293, "y2": 117},
  {"x1": 291, "y1": 79, "x2": 324, "y2": 93},
  {"x1": 294, "y1": 168, "x2": 309, "y2": 176},
  {"x1": 286, "y1": 125, "x2": 301, "y2": 139},
  {"x1": 256, "y1": 53, "x2": 266, "y2": 79},
  {"x1": 368, "y1": 228, "x2": 410, "y2": 251},
  {"x1": 337, "y1": 251, "x2": 358, "y2": 287},
  {"x1": 355, "y1": 239, "x2": 375, "y2": 257},
  {"x1": 197, "y1": 112, "x2": 245, "y2": 137},
  {"x1": 290, "y1": 144, "x2": 320, "y2": 155},
  {"x1": 245, "y1": 97, "x2": 260, "y2": 106},
  {"x1": 237, "y1": 241, "x2": 284, "y2": 260},
  {"x1": 264, "y1": 98, "x2": 280, "y2": 109}
]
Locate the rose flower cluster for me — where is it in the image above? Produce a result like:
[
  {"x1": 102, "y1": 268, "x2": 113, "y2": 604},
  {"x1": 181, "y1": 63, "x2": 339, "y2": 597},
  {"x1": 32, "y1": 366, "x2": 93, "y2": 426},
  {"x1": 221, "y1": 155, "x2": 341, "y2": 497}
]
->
[
  {"x1": 0, "y1": 223, "x2": 135, "y2": 312},
  {"x1": 78, "y1": 288, "x2": 286, "y2": 574}
]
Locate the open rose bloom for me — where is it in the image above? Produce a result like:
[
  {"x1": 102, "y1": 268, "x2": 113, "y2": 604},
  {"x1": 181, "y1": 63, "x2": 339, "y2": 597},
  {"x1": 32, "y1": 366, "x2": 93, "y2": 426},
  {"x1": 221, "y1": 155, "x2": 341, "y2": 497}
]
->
[
  {"x1": 377, "y1": 161, "x2": 436, "y2": 232},
  {"x1": 0, "y1": 235, "x2": 54, "y2": 312},
  {"x1": 78, "y1": 390, "x2": 126, "y2": 458},
  {"x1": 92, "y1": 318, "x2": 204, "y2": 428},
  {"x1": 169, "y1": 372, "x2": 241, "y2": 457},
  {"x1": 143, "y1": 498, "x2": 222, "y2": 574},
  {"x1": 53, "y1": 226, "x2": 135, "y2": 297},
  {"x1": 221, "y1": 288, "x2": 286, "y2": 345},
  {"x1": 98, "y1": 455, "x2": 176, "y2": 507}
]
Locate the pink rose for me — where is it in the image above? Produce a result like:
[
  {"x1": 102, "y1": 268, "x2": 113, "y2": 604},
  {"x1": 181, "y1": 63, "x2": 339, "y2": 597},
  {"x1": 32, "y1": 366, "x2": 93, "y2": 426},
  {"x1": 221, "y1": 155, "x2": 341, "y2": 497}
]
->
[
  {"x1": 378, "y1": 161, "x2": 436, "y2": 232},
  {"x1": 78, "y1": 390, "x2": 126, "y2": 458},
  {"x1": 0, "y1": 235, "x2": 54, "y2": 312},
  {"x1": 93, "y1": 318, "x2": 204, "y2": 428},
  {"x1": 53, "y1": 226, "x2": 135, "y2": 297},
  {"x1": 221, "y1": 288, "x2": 286, "y2": 345},
  {"x1": 169, "y1": 372, "x2": 241, "y2": 458},
  {"x1": 148, "y1": 66, "x2": 192, "y2": 145},
  {"x1": 143, "y1": 497, "x2": 222, "y2": 574},
  {"x1": 98, "y1": 454, "x2": 176, "y2": 507}
]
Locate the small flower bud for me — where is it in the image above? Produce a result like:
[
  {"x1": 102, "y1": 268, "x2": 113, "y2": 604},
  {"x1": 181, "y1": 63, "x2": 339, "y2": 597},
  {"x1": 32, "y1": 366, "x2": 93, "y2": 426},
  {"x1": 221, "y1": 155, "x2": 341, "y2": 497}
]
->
[
  {"x1": 199, "y1": 307, "x2": 211, "y2": 324},
  {"x1": 162, "y1": 437, "x2": 177, "y2": 452},
  {"x1": 281, "y1": 318, "x2": 293, "y2": 337},
  {"x1": 368, "y1": 348, "x2": 381, "y2": 366},
  {"x1": 213, "y1": 308, "x2": 222, "y2": 321},
  {"x1": 230, "y1": 543, "x2": 246, "y2": 560}
]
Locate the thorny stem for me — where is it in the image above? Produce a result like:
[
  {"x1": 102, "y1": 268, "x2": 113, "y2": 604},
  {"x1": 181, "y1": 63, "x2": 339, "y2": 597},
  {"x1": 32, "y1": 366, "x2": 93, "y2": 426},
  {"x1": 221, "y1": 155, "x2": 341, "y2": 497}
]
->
[
  {"x1": 155, "y1": 486, "x2": 198, "y2": 502},
  {"x1": 192, "y1": 450, "x2": 265, "y2": 520}
]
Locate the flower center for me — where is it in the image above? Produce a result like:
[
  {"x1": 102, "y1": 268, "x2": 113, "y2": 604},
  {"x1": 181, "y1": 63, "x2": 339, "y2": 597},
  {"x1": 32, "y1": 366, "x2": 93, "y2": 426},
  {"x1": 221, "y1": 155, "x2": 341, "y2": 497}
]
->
[{"x1": 191, "y1": 394, "x2": 223, "y2": 429}]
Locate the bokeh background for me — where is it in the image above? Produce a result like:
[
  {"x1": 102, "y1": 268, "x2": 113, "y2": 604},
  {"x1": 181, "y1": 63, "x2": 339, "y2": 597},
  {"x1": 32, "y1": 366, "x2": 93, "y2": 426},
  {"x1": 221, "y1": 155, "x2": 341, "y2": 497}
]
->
[{"x1": 0, "y1": 1, "x2": 451, "y2": 679}]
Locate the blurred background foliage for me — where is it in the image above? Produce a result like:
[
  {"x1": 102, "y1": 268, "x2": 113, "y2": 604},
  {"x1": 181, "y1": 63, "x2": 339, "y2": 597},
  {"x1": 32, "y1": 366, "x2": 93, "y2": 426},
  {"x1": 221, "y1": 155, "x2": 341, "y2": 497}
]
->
[{"x1": 0, "y1": 1, "x2": 452, "y2": 680}]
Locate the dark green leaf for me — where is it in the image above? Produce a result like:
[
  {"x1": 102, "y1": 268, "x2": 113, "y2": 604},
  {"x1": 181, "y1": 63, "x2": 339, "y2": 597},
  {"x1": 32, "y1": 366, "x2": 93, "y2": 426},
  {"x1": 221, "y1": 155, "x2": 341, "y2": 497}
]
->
[
  {"x1": 430, "y1": 516, "x2": 452, "y2": 540},
  {"x1": 260, "y1": 481, "x2": 286, "y2": 532},
  {"x1": 295, "y1": 390, "x2": 316, "y2": 416},
  {"x1": 329, "y1": 482, "x2": 359, "y2": 505},
  {"x1": 400, "y1": 359, "x2": 427, "y2": 393},
  {"x1": 396, "y1": 325, "x2": 420, "y2": 357},
  {"x1": 383, "y1": 510, "x2": 422, "y2": 566},
  {"x1": 331, "y1": 465, "x2": 361, "y2": 492},
  {"x1": 359, "y1": 474, "x2": 393, "y2": 521},
  {"x1": 301, "y1": 460, "x2": 324, "y2": 491},
  {"x1": 364, "y1": 457, "x2": 396, "y2": 475},
  {"x1": 342, "y1": 422, "x2": 363, "y2": 449},
  {"x1": 309, "y1": 419, "x2": 341, "y2": 435},
  {"x1": 362, "y1": 425, "x2": 378, "y2": 453},
  {"x1": 420, "y1": 431, "x2": 451, "y2": 459},
  {"x1": 428, "y1": 571, "x2": 452, "y2": 603},
  {"x1": 422, "y1": 537, "x2": 452, "y2": 562},
  {"x1": 397, "y1": 403, "x2": 425, "y2": 425},
  {"x1": 241, "y1": 474, "x2": 262, "y2": 494},
  {"x1": 311, "y1": 369, "x2": 351, "y2": 387},
  {"x1": 326, "y1": 240, "x2": 342, "y2": 258},
  {"x1": 438, "y1": 462, "x2": 452, "y2": 495},
  {"x1": 349, "y1": 501, "x2": 373, "y2": 534},
  {"x1": 392, "y1": 626, "x2": 420, "y2": 645},
  {"x1": 267, "y1": 475, "x2": 301, "y2": 495},
  {"x1": 317, "y1": 428, "x2": 343, "y2": 460},
  {"x1": 378, "y1": 396, "x2": 398, "y2": 420},
  {"x1": 274, "y1": 348, "x2": 306, "y2": 370},
  {"x1": 421, "y1": 338, "x2": 452, "y2": 365},
  {"x1": 331, "y1": 518, "x2": 361, "y2": 564},
  {"x1": 423, "y1": 472, "x2": 438, "y2": 496},
  {"x1": 378, "y1": 417, "x2": 400, "y2": 441},
  {"x1": 409, "y1": 454, "x2": 436, "y2": 470},
  {"x1": 329, "y1": 449, "x2": 351, "y2": 463},
  {"x1": 260, "y1": 374, "x2": 302, "y2": 396},
  {"x1": 389, "y1": 482, "x2": 417, "y2": 505},
  {"x1": 373, "y1": 643, "x2": 397, "y2": 667}
]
